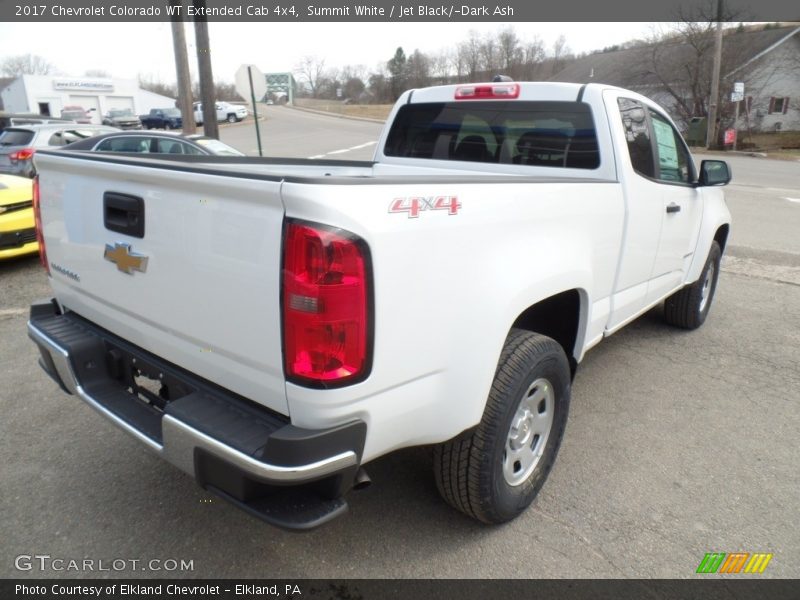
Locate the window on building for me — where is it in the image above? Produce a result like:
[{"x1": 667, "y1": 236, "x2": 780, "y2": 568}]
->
[
  {"x1": 769, "y1": 97, "x2": 790, "y2": 114},
  {"x1": 617, "y1": 98, "x2": 654, "y2": 178}
]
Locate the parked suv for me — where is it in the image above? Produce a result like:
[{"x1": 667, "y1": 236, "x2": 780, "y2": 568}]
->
[{"x1": 0, "y1": 124, "x2": 117, "y2": 177}]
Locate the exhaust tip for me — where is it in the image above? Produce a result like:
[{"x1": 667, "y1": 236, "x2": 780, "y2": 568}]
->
[{"x1": 353, "y1": 468, "x2": 371, "y2": 491}]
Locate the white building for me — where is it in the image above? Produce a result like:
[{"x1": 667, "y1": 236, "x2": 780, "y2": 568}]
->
[{"x1": 0, "y1": 75, "x2": 176, "y2": 123}]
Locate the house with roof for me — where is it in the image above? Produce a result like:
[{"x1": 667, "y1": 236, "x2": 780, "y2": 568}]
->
[{"x1": 550, "y1": 24, "x2": 800, "y2": 135}]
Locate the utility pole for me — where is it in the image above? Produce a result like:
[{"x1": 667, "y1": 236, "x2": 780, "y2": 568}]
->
[
  {"x1": 706, "y1": 0, "x2": 724, "y2": 149},
  {"x1": 193, "y1": 0, "x2": 219, "y2": 139},
  {"x1": 169, "y1": 0, "x2": 195, "y2": 135}
]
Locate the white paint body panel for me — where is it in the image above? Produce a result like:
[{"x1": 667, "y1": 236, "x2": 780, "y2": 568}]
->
[{"x1": 34, "y1": 82, "x2": 730, "y2": 464}]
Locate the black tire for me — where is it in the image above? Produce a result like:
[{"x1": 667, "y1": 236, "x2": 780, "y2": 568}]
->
[
  {"x1": 433, "y1": 329, "x2": 571, "y2": 524},
  {"x1": 164, "y1": 122, "x2": 172, "y2": 130},
  {"x1": 227, "y1": 113, "x2": 236, "y2": 123},
  {"x1": 664, "y1": 241, "x2": 722, "y2": 330}
]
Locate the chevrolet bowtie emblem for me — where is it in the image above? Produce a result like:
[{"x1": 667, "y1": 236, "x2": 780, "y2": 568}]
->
[{"x1": 104, "y1": 243, "x2": 149, "y2": 275}]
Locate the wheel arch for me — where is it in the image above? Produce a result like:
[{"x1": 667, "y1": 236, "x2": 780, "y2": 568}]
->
[{"x1": 510, "y1": 288, "x2": 588, "y2": 378}]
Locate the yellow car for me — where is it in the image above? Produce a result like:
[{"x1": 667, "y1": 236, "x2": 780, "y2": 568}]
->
[{"x1": 0, "y1": 174, "x2": 37, "y2": 260}]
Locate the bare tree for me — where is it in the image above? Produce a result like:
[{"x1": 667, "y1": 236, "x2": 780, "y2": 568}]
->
[
  {"x1": 294, "y1": 56, "x2": 327, "y2": 98},
  {"x1": 629, "y1": 3, "x2": 752, "y2": 129},
  {"x1": 458, "y1": 31, "x2": 482, "y2": 80},
  {"x1": 1, "y1": 54, "x2": 55, "y2": 77},
  {"x1": 138, "y1": 74, "x2": 178, "y2": 98},
  {"x1": 480, "y1": 34, "x2": 500, "y2": 76},
  {"x1": 497, "y1": 27, "x2": 522, "y2": 77},
  {"x1": 430, "y1": 51, "x2": 453, "y2": 84},
  {"x1": 551, "y1": 35, "x2": 571, "y2": 75},
  {"x1": 406, "y1": 49, "x2": 431, "y2": 89}
]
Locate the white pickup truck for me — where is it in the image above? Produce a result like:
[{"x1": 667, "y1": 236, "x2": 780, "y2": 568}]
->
[
  {"x1": 28, "y1": 82, "x2": 731, "y2": 530},
  {"x1": 193, "y1": 101, "x2": 248, "y2": 125}
]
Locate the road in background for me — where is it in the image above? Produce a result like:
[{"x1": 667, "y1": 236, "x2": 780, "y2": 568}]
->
[
  {"x1": 221, "y1": 105, "x2": 382, "y2": 160},
  {"x1": 1, "y1": 112, "x2": 798, "y2": 578}
]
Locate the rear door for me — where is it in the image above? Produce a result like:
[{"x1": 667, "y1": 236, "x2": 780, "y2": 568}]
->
[{"x1": 35, "y1": 152, "x2": 290, "y2": 414}]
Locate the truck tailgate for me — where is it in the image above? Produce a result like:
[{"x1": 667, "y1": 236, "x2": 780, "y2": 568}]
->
[{"x1": 35, "y1": 152, "x2": 289, "y2": 415}]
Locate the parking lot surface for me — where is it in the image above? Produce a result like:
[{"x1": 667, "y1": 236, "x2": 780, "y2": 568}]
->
[{"x1": 1, "y1": 110, "x2": 798, "y2": 578}]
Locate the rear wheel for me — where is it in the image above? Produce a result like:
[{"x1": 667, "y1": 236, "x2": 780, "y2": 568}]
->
[
  {"x1": 433, "y1": 329, "x2": 571, "y2": 523},
  {"x1": 164, "y1": 122, "x2": 172, "y2": 130},
  {"x1": 664, "y1": 241, "x2": 722, "y2": 330}
]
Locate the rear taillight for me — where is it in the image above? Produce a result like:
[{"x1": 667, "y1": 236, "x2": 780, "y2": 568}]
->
[
  {"x1": 455, "y1": 83, "x2": 520, "y2": 100},
  {"x1": 32, "y1": 175, "x2": 49, "y2": 274},
  {"x1": 282, "y1": 220, "x2": 372, "y2": 386},
  {"x1": 9, "y1": 148, "x2": 35, "y2": 161}
]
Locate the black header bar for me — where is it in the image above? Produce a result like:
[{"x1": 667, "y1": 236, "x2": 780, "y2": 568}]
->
[{"x1": 3, "y1": 0, "x2": 800, "y2": 22}]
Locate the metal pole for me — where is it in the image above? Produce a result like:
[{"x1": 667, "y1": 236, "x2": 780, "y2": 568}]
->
[
  {"x1": 733, "y1": 99, "x2": 740, "y2": 151},
  {"x1": 706, "y1": 0, "x2": 724, "y2": 149},
  {"x1": 248, "y1": 66, "x2": 263, "y2": 157},
  {"x1": 193, "y1": 0, "x2": 219, "y2": 139},
  {"x1": 169, "y1": 1, "x2": 195, "y2": 135}
]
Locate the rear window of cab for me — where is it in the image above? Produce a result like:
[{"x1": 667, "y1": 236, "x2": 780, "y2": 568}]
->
[{"x1": 384, "y1": 101, "x2": 600, "y2": 169}]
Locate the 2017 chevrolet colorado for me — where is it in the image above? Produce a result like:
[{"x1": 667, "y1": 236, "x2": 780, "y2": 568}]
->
[{"x1": 28, "y1": 82, "x2": 731, "y2": 529}]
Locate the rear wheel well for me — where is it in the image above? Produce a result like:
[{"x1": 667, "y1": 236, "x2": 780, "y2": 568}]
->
[
  {"x1": 714, "y1": 224, "x2": 730, "y2": 253},
  {"x1": 512, "y1": 290, "x2": 581, "y2": 377}
]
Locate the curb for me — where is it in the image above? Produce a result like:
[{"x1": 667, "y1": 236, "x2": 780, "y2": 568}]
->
[{"x1": 287, "y1": 104, "x2": 386, "y2": 124}]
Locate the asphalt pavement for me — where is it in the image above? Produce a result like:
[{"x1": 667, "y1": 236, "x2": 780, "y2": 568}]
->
[{"x1": 0, "y1": 108, "x2": 798, "y2": 579}]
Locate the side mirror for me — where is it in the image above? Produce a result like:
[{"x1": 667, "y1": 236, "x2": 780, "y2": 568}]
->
[{"x1": 698, "y1": 160, "x2": 731, "y2": 186}]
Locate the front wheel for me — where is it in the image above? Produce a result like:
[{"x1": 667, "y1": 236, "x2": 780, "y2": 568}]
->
[
  {"x1": 227, "y1": 113, "x2": 237, "y2": 123},
  {"x1": 164, "y1": 122, "x2": 172, "y2": 130},
  {"x1": 664, "y1": 241, "x2": 722, "y2": 330},
  {"x1": 433, "y1": 329, "x2": 571, "y2": 524}
]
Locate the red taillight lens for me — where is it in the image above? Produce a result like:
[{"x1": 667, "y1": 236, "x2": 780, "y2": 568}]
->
[
  {"x1": 9, "y1": 148, "x2": 35, "y2": 161},
  {"x1": 32, "y1": 175, "x2": 49, "y2": 274},
  {"x1": 455, "y1": 83, "x2": 520, "y2": 100},
  {"x1": 282, "y1": 221, "x2": 371, "y2": 386}
]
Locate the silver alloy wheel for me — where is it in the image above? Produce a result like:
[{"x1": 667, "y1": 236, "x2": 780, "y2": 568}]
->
[
  {"x1": 699, "y1": 261, "x2": 715, "y2": 313},
  {"x1": 502, "y1": 377, "x2": 555, "y2": 486}
]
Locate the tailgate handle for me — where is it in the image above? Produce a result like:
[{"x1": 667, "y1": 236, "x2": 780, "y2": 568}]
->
[{"x1": 104, "y1": 192, "x2": 145, "y2": 238}]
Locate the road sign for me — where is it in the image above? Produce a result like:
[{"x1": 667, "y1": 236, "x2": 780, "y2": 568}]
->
[
  {"x1": 734, "y1": 82, "x2": 744, "y2": 94},
  {"x1": 235, "y1": 64, "x2": 266, "y2": 101},
  {"x1": 731, "y1": 92, "x2": 744, "y2": 102}
]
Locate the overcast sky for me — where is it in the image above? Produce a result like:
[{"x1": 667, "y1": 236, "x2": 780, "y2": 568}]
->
[{"x1": 0, "y1": 22, "x2": 667, "y2": 84}]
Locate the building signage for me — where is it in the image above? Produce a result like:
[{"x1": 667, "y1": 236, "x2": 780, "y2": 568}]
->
[{"x1": 53, "y1": 79, "x2": 114, "y2": 92}]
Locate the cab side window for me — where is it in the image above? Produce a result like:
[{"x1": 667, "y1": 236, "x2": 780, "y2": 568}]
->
[
  {"x1": 649, "y1": 110, "x2": 693, "y2": 184},
  {"x1": 617, "y1": 98, "x2": 654, "y2": 178}
]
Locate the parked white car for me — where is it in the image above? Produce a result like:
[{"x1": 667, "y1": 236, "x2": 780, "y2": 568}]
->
[
  {"x1": 29, "y1": 81, "x2": 731, "y2": 530},
  {"x1": 193, "y1": 101, "x2": 248, "y2": 125}
]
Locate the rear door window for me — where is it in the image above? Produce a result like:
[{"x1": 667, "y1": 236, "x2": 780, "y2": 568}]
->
[
  {"x1": 95, "y1": 137, "x2": 151, "y2": 153},
  {"x1": 0, "y1": 129, "x2": 35, "y2": 146},
  {"x1": 384, "y1": 101, "x2": 600, "y2": 169}
]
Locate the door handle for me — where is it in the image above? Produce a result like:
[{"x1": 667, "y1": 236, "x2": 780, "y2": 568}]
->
[
  {"x1": 104, "y1": 192, "x2": 145, "y2": 238},
  {"x1": 666, "y1": 203, "x2": 681, "y2": 214}
]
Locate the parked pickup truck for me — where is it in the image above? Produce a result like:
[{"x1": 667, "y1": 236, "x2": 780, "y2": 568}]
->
[
  {"x1": 193, "y1": 101, "x2": 248, "y2": 125},
  {"x1": 28, "y1": 82, "x2": 731, "y2": 530},
  {"x1": 140, "y1": 108, "x2": 182, "y2": 130}
]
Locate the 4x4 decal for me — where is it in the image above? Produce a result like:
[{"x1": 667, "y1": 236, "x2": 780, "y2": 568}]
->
[{"x1": 389, "y1": 196, "x2": 461, "y2": 218}]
